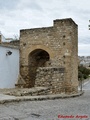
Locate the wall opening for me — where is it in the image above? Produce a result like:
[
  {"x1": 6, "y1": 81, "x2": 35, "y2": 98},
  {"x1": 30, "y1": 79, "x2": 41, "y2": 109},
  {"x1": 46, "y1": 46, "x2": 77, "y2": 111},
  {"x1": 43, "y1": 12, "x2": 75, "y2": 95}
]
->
[{"x1": 28, "y1": 49, "x2": 50, "y2": 87}]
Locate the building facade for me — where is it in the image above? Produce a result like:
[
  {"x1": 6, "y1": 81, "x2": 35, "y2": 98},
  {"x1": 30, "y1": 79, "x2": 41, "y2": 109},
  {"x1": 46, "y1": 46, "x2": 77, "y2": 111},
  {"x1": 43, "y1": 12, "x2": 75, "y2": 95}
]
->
[{"x1": 0, "y1": 33, "x2": 19, "y2": 88}]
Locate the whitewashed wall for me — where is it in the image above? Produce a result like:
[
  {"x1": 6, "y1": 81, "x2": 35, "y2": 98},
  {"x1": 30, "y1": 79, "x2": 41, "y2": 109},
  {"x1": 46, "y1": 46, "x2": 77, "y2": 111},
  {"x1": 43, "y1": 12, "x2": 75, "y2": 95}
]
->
[{"x1": 0, "y1": 46, "x2": 19, "y2": 88}]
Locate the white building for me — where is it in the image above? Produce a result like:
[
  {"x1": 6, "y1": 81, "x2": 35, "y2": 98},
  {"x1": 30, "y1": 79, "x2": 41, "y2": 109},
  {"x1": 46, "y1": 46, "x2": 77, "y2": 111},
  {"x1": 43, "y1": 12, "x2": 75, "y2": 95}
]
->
[
  {"x1": 0, "y1": 32, "x2": 19, "y2": 88},
  {"x1": 79, "y1": 56, "x2": 90, "y2": 67}
]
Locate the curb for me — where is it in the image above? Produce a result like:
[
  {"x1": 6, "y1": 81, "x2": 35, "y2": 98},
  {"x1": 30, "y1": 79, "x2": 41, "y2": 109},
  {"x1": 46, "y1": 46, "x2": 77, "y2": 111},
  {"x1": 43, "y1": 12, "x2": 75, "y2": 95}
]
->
[{"x1": 0, "y1": 91, "x2": 84, "y2": 104}]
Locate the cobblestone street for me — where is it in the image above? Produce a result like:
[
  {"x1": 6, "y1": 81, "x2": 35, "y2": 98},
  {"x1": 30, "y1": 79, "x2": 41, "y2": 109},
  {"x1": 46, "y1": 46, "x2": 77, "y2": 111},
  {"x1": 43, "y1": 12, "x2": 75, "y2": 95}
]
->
[{"x1": 0, "y1": 90, "x2": 89, "y2": 120}]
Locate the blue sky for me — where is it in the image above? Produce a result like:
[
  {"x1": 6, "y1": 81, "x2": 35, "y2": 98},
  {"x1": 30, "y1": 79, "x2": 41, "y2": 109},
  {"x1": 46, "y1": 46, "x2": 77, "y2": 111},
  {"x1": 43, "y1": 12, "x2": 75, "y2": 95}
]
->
[{"x1": 0, "y1": 0, "x2": 90, "y2": 56}]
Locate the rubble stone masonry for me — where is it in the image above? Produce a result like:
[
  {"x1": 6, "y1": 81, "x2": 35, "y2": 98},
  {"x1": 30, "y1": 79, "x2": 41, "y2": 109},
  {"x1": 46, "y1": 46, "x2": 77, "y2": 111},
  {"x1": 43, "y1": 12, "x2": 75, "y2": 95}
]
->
[{"x1": 16, "y1": 18, "x2": 78, "y2": 94}]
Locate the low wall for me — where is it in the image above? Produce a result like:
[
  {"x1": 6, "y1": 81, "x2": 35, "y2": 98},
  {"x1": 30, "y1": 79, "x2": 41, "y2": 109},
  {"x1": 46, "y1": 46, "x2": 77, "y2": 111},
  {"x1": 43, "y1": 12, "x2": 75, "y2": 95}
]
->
[{"x1": 35, "y1": 67, "x2": 65, "y2": 94}]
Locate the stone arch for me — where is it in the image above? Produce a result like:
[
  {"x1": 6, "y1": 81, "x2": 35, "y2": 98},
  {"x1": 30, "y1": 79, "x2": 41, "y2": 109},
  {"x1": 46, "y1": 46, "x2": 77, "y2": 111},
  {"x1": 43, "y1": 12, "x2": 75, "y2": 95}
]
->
[
  {"x1": 28, "y1": 49, "x2": 50, "y2": 87},
  {"x1": 27, "y1": 45, "x2": 54, "y2": 59}
]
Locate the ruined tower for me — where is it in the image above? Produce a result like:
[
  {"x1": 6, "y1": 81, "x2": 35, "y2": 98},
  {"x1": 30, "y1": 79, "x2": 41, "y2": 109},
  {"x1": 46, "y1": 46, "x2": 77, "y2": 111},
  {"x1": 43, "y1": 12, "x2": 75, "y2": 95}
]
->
[{"x1": 16, "y1": 18, "x2": 78, "y2": 94}]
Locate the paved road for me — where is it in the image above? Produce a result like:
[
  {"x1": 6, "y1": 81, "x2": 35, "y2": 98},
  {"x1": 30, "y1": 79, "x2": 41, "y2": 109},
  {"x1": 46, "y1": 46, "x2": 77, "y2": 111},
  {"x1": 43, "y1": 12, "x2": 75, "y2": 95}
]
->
[
  {"x1": 82, "y1": 79, "x2": 90, "y2": 90},
  {"x1": 0, "y1": 80, "x2": 89, "y2": 120},
  {"x1": 0, "y1": 90, "x2": 90, "y2": 120}
]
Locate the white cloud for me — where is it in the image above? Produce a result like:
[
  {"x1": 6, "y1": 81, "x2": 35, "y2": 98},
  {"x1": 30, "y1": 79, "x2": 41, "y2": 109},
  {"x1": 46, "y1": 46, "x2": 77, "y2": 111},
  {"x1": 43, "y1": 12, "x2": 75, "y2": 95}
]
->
[
  {"x1": 78, "y1": 44, "x2": 90, "y2": 56},
  {"x1": 0, "y1": 0, "x2": 90, "y2": 56}
]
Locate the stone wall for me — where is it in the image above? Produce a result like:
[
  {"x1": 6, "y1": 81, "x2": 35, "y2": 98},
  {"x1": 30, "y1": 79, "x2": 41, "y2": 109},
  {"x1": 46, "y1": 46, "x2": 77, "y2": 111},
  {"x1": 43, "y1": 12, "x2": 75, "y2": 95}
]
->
[
  {"x1": 35, "y1": 67, "x2": 65, "y2": 94},
  {"x1": 10, "y1": 40, "x2": 20, "y2": 46},
  {"x1": 16, "y1": 18, "x2": 78, "y2": 94}
]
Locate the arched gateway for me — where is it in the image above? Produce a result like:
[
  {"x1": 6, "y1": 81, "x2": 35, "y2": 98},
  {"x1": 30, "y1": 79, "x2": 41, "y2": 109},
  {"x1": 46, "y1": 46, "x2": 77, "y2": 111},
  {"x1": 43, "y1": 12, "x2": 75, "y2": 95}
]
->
[
  {"x1": 16, "y1": 18, "x2": 78, "y2": 94},
  {"x1": 28, "y1": 49, "x2": 50, "y2": 87}
]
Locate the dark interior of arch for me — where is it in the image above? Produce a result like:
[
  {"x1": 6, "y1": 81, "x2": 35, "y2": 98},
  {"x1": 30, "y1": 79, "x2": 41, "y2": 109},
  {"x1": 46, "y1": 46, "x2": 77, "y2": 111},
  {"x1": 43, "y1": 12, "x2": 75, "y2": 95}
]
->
[{"x1": 28, "y1": 49, "x2": 50, "y2": 87}]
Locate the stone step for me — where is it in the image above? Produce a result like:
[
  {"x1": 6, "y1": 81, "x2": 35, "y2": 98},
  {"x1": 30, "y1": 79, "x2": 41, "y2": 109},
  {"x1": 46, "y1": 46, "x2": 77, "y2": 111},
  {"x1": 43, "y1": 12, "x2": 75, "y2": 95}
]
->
[{"x1": 0, "y1": 87, "x2": 50, "y2": 96}]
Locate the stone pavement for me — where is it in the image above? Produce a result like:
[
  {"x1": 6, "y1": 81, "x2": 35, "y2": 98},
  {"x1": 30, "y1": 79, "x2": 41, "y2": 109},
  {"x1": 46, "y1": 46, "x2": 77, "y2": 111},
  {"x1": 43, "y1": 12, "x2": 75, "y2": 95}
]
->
[
  {"x1": 0, "y1": 90, "x2": 89, "y2": 120},
  {"x1": 0, "y1": 87, "x2": 49, "y2": 96},
  {"x1": 0, "y1": 91, "x2": 83, "y2": 104}
]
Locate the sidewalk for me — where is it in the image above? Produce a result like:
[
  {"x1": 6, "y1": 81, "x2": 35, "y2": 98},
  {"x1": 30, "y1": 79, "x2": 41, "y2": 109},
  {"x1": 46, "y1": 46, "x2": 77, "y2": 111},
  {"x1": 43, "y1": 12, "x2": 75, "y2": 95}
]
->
[
  {"x1": 78, "y1": 78, "x2": 90, "y2": 90},
  {"x1": 0, "y1": 91, "x2": 84, "y2": 104}
]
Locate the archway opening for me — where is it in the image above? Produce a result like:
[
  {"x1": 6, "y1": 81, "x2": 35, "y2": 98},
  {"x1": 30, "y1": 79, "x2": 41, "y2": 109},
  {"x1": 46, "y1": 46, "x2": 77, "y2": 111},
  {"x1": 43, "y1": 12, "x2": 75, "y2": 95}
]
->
[{"x1": 28, "y1": 49, "x2": 50, "y2": 87}]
